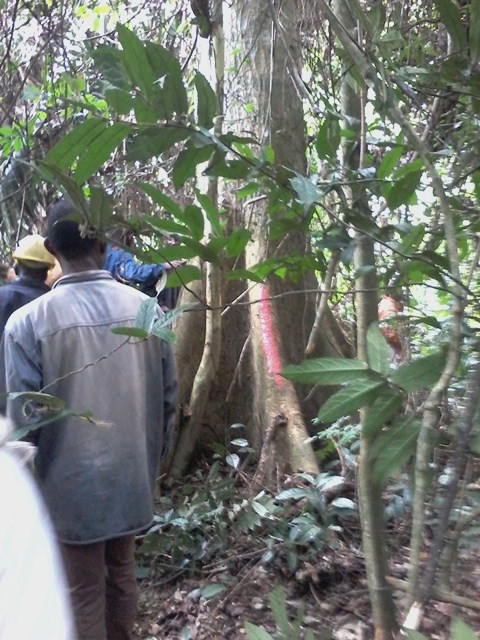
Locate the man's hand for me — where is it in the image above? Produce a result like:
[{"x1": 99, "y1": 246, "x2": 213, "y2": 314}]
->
[{"x1": 163, "y1": 259, "x2": 186, "y2": 272}]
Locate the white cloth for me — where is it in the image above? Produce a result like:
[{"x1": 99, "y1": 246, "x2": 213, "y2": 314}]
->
[{"x1": 0, "y1": 447, "x2": 75, "y2": 639}]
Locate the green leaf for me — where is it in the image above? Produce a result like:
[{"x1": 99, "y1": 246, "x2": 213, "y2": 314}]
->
[
  {"x1": 371, "y1": 416, "x2": 420, "y2": 485},
  {"x1": 89, "y1": 186, "x2": 113, "y2": 230},
  {"x1": 139, "y1": 183, "x2": 184, "y2": 219},
  {"x1": 391, "y1": 350, "x2": 447, "y2": 392},
  {"x1": 36, "y1": 163, "x2": 89, "y2": 217},
  {"x1": 91, "y1": 45, "x2": 129, "y2": 89},
  {"x1": 434, "y1": 0, "x2": 467, "y2": 52},
  {"x1": 45, "y1": 118, "x2": 107, "y2": 170},
  {"x1": 282, "y1": 358, "x2": 371, "y2": 385},
  {"x1": 225, "y1": 228, "x2": 251, "y2": 258},
  {"x1": 8, "y1": 391, "x2": 65, "y2": 410},
  {"x1": 145, "y1": 42, "x2": 188, "y2": 116},
  {"x1": 201, "y1": 583, "x2": 226, "y2": 599},
  {"x1": 104, "y1": 88, "x2": 133, "y2": 115},
  {"x1": 195, "y1": 190, "x2": 224, "y2": 237},
  {"x1": 194, "y1": 71, "x2": 217, "y2": 129},
  {"x1": 184, "y1": 204, "x2": 204, "y2": 241},
  {"x1": 127, "y1": 126, "x2": 189, "y2": 161},
  {"x1": 377, "y1": 143, "x2": 404, "y2": 179},
  {"x1": 363, "y1": 392, "x2": 402, "y2": 437},
  {"x1": 245, "y1": 622, "x2": 274, "y2": 640},
  {"x1": 150, "y1": 325, "x2": 175, "y2": 343},
  {"x1": 316, "y1": 116, "x2": 341, "y2": 160},
  {"x1": 111, "y1": 326, "x2": 149, "y2": 338},
  {"x1": 165, "y1": 265, "x2": 202, "y2": 286},
  {"x1": 470, "y1": 0, "x2": 480, "y2": 64},
  {"x1": 317, "y1": 379, "x2": 386, "y2": 423},
  {"x1": 290, "y1": 174, "x2": 322, "y2": 211},
  {"x1": 135, "y1": 297, "x2": 158, "y2": 333},
  {"x1": 268, "y1": 587, "x2": 290, "y2": 636},
  {"x1": 405, "y1": 631, "x2": 428, "y2": 640},
  {"x1": 117, "y1": 24, "x2": 155, "y2": 98},
  {"x1": 367, "y1": 322, "x2": 390, "y2": 375},
  {"x1": 172, "y1": 142, "x2": 215, "y2": 188},
  {"x1": 450, "y1": 618, "x2": 478, "y2": 640},
  {"x1": 386, "y1": 169, "x2": 423, "y2": 209},
  {"x1": 224, "y1": 268, "x2": 265, "y2": 284},
  {"x1": 75, "y1": 122, "x2": 131, "y2": 184}
]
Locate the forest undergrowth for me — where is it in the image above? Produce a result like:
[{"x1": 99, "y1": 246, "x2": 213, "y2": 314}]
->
[{"x1": 132, "y1": 450, "x2": 480, "y2": 640}]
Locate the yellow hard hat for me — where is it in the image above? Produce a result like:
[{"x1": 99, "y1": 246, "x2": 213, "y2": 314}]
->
[{"x1": 13, "y1": 234, "x2": 56, "y2": 268}]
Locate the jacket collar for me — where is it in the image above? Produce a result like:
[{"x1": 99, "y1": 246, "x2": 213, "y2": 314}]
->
[{"x1": 52, "y1": 270, "x2": 114, "y2": 289}]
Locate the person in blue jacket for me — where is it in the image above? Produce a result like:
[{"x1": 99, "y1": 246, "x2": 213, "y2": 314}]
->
[{"x1": 104, "y1": 229, "x2": 184, "y2": 308}]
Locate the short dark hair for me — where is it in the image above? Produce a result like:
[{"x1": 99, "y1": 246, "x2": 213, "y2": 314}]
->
[{"x1": 46, "y1": 200, "x2": 97, "y2": 259}]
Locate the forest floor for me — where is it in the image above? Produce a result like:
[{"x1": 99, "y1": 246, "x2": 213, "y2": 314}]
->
[{"x1": 132, "y1": 466, "x2": 480, "y2": 640}]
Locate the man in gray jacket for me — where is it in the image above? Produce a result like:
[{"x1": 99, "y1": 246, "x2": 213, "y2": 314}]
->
[{"x1": 0, "y1": 199, "x2": 177, "y2": 640}]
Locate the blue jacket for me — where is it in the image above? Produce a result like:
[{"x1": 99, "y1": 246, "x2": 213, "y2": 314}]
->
[
  {"x1": 0, "y1": 277, "x2": 50, "y2": 338},
  {"x1": 104, "y1": 245, "x2": 163, "y2": 287}
]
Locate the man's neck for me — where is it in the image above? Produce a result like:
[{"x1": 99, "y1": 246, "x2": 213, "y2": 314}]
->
[{"x1": 58, "y1": 256, "x2": 102, "y2": 275}]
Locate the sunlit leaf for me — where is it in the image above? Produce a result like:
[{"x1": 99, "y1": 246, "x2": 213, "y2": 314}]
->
[
  {"x1": 135, "y1": 297, "x2": 157, "y2": 332},
  {"x1": 367, "y1": 322, "x2": 390, "y2": 375},
  {"x1": 282, "y1": 358, "x2": 371, "y2": 385},
  {"x1": 391, "y1": 349, "x2": 447, "y2": 392},
  {"x1": 316, "y1": 379, "x2": 386, "y2": 423}
]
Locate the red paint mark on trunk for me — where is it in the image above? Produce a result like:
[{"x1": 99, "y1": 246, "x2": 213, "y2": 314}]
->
[{"x1": 259, "y1": 285, "x2": 283, "y2": 387}]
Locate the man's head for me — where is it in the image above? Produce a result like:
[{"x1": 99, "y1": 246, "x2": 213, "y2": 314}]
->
[
  {"x1": 45, "y1": 200, "x2": 106, "y2": 272},
  {"x1": 12, "y1": 234, "x2": 56, "y2": 281}
]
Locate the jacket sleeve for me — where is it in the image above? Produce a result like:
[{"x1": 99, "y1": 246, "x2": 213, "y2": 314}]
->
[
  {"x1": 113, "y1": 248, "x2": 164, "y2": 286},
  {"x1": 3, "y1": 321, "x2": 43, "y2": 443}
]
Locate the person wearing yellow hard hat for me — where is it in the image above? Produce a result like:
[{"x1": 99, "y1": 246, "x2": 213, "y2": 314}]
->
[{"x1": 0, "y1": 234, "x2": 56, "y2": 338}]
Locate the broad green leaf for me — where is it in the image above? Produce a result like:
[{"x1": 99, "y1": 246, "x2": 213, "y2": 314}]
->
[
  {"x1": 316, "y1": 116, "x2": 341, "y2": 160},
  {"x1": 201, "y1": 583, "x2": 226, "y2": 599},
  {"x1": 184, "y1": 204, "x2": 204, "y2": 241},
  {"x1": 363, "y1": 392, "x2": 402, "y2": 437},
  {"x1": 405, "y1": 631, "x2": 428, "y2": 640},
  {"x1": 155, "y1": 303, "x2": 198, "y2": 328},
  {"x1": 139, "y1": 183, "x2": 183, "y2": 219},
  {"x1": 367, "y1": 322, "x2": 390, "y2": 375},
  {"x1": 36, "y1": 163, "x2": 89, "y2": 217},
  {"x1": 194, "y1": 71, "x2": 217, "y2": 129},
  {"x1": 89, "y1": 186, "x2": 113, "y2": 230},
  {"x1": 111, "y1": 326, "x2": 149, "y2": 339},
  {"x1": 282, "y1": 357, "x2": 371, "y2": 385},
  {"x1": 45, "y1": 118, "x2": 107, "y2": 170},
  {"x1": 371, "y1": 415, "x2": 420, "y2": 485},
  {"x1": 276, "y1": 488, "x2": 310, "y2": 501},
  {"x1": 91, "y1": 45, "x2": 129, "y2": 89},
  {"x1": 145, "y1": 42, "x2": 188, "y2": 116},
  {"x1": 8, "y1": 391, "x2": 65, "y2": 410},
  {"x1": 391, "y1": 350, "x2": 447, "y2": 392},
  {"x1": 9, "y1": 409, "x2": 91, "y2": 441},
  {"x1": 290, "y1": 174, "x2": 322, "y2": 211},
  {"x1": 135, "y1": 297, "x2": 157, "y2": 333},
  {"x1": 377, "y1": 143, "x2": 404, "y2": 179},
  {"x1": 172, "y1": 143, "x2": 215, "y2": 189},
  {"x1": 245, "y1": 622, "x2": 274, "y2": 640},
  {"x1": 225, "y1": 228, "x2": 251, "y2": 258},
  {"x1": 317, "y1": 379, "x2": 386, "y2": 423},
  {"x1": 195, "y1": 190, "x2": 224, "y2": 237},
  {"x1": 206, "y1": 155, "x2": 249, "y2": 179},
  {"x1": 386, "y1": 169, "x2": 423, "y2": 209},
  {"x1": 470, "y1": 0, "x2": 480, "y2": 64},
  {"x1": 224, "y1": 268, "x2": 265, "y2": 284},
  {"x1": 104, "y1": 88, "x2": 133, "y2": 115},
  {"x1": 434, "y1": 0, "x2": 467, "y2": 52},
  {"x1": 268, "y1": 587, "x2": 290, "y2": 636},
  {"x1": 127, "y1": 126, "x2": 189, "y2": 161},
  {"x1": 181, "y1": 237, "x2": 222, "y2": 264},
  {"x1": 165, "y1": 265, "x2": 202, "y2": 287},
  {"x1": 75, "y1": 122, "x2": 131, "y2": 184},
  {"x1": 150, "y1": 325, "x2": 175, "y2": 343},
  {"x1": 117, "y1": 24, "x2": 155, "y2": 98},
  {"x1": 450, "y1": 618, "x2": 478, "y2": 640}
]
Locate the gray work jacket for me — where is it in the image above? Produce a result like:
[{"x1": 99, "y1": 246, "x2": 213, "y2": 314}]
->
[{"x1": 0, "y1": 270, "x2": 177, "y2": 544}]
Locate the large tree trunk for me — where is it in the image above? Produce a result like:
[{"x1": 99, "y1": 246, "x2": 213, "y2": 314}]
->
[{"x1": 172, "y1": 0, "x2": 351, "y2": 477}]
